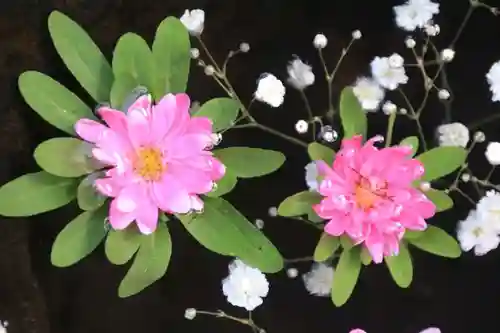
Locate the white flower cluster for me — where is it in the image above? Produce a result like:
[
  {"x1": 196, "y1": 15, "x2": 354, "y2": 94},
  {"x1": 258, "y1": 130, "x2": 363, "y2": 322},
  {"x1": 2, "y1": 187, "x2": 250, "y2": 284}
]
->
[
  {"x1": 222, "y1": 259, "x2": 269, "y2": 311},
  {"x1": 458, "y1": 191, "x2": 500, "y2": 256},
  {"x1": 302, "y1": 263, "x2": 334, "y2": 297},
  {"x1": 353, "y1": 53, "x2": 408, "y2": 112}
]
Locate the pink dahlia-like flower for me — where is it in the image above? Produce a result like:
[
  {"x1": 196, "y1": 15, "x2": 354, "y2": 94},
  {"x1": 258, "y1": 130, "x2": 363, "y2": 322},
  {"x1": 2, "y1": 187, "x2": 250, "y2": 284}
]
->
[
  {"x1": 75, "y1": 93, "x2": 225, "y2": 234},
  {"x1": 313, "y1": 135, "x2": 436, "y2": 263}
]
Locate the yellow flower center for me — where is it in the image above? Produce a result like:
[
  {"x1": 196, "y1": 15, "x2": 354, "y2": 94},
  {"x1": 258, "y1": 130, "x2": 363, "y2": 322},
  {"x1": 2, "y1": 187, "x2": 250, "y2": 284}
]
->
[
  {"x1": 133, "y1": 147, "x2": 165, "y2": 181},
  {"x1": 354, "y1": 177, "x2": 388, "y2": 210},
  {"x1": 472, "y1": 227, "x2": 483, "y2": 237}
]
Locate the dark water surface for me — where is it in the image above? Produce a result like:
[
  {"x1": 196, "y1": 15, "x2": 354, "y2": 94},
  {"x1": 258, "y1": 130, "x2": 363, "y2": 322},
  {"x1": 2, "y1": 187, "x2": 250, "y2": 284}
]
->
[{"x1": 1, "y1": 0, "x2": 500, "y2": 332}]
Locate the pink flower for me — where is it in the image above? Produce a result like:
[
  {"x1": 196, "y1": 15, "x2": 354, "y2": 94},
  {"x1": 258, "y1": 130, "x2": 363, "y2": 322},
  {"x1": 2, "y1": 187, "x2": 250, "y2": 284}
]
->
[
  {"x1": 350, "y1": 330, "x2": 367, "y2": 333},
  {"x1": 313, "y1": 135, "x2": 436, "y2": 263},
  {"x1": 75, "y1": 93, "x2": 225, "y2": 234}
]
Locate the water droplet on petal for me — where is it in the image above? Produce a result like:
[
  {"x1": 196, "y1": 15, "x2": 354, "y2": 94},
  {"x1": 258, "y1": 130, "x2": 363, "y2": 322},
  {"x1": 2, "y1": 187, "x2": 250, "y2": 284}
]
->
[{"x1": 122, "y1": 86, "x2": 149, "y2": 112}]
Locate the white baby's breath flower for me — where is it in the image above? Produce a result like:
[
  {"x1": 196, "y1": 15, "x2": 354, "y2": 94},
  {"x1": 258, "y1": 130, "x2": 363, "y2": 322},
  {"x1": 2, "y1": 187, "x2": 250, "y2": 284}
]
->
[
  {"x1": 352, "y1": 30, "x2": 362, "y2": 40},
  {"x1": 441, "y1": 48, "x2": 455, "y2": 62},
  {"x1": 305, "y1": 162, "x2": 320, "y2": 192},
  {"x1": 371, "y1": 55, "x2": 408, "y2": 90},
  {"x1": 388, "y1": 53, "x2": 404, "y2": 68},
  {"x1": 438, "y1": 89, "x2": 450, "y2": 100},
  {"x1": 419, "y1": 328, "x2": 441, "y2": 333},
  {"x1": 302, "y1": 263, "x2": 334, "y2": 297},
  {"x1": 382, "y1": 101, "x2": 397, "y2": 115},
  {"x1": 405, "y1": 37, "x2": 416, "y2": 48},
  {"x1": 457, "y1": 210, "x2": 500, "y2": 256},
  {"x1": 239, "y1": 42, "x2": 250, "y2": 53},
  {"x1": 184, "y1": 308, "x2": 197, "y2": 320},
  {"x1": 437, "y1": 122, "x2": 469, "y2": 148},
  {"x1": 222, "y1": 259, "x2": 269, "y2": 311},
  {"x1": 180, "y1": 9, "x2": 205, "y2": 36},
  {"x1": 394, "y1": 0, "x2": 440, "y2": 31},
  {"x1": 268, "y1": 206, "x2": 278, "y2": 217},
  {"x1": 485, "y1": 142, "x2": 500, "y2": 165},
  {"x1": 486, "y1": 60, "x2": 500, "y2": 102},
  {"x1": 474, "y1": 131, "x2": 486, "y2": 143},
  {"x1": 287, "y1": 268, "x2": 299, "y2": 278},
  {"x1": 476, "y1": 190, "x2": 500, "y2": 231},
  {"x1": 313, "y1": 34, "x2": 328, "y2": 49},
  {"x1": 255, "y1": 218, "x2": 265, "y2": 229},
  {"x1": 0, "y1": 321, "x2": 7, "y2": 333},
  {"x1": 352, "y1": 77, "x2": 385, "y2": 111},
  {"x1": 287, "y1": 58, "x2": 315, "y2": 90},
  {"x1": 295, "y1": 120, "x2": 309, "y2": 134},
  {"x1": 254, "y1": 74, "x2": 286, "y2": 107},
  {"x1": 424, "y1": 23, "x2": 440, "y2": 36}
]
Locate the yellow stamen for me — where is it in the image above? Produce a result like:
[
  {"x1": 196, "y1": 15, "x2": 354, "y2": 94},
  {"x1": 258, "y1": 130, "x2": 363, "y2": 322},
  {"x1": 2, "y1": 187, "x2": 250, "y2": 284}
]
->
[
  {"x1": 354, "y1": 177, "x2": 388, "y2": 210},
  {"x1": 133, "y1": 147, "x2": 164, "y2": 181}
]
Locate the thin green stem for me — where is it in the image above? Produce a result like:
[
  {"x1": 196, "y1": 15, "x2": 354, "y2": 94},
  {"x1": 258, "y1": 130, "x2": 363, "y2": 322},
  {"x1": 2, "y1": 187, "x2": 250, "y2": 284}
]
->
[
  {"x1": 196, "y1": 310, "x2": 250, "y2": 325},
  {"x1": 284, "y1": 256, "x2": 314, "y2": 263},
  {"x1": 468, "y1": 113, "x2": 500, "y2": 130},
  {"x1": 385, "y1": 112, "x2": 397, "y2": 147},
  {"x1": 398, "y1": 89, "x2": 428, "y2": 151},
  {"x1": 299, "y1": 90, "x2": 316, "y2": 140}
]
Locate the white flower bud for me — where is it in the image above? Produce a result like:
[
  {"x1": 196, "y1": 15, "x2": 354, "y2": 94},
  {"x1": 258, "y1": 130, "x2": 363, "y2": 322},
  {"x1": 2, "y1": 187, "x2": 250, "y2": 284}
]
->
[
  {"x1": 352, "y1": 30, "x2": 362, "y2": 40},
  {"x1": 405, "y1": 37, "x2": 416, "y2": 49},
  {"x1": 287, "y1": 268, "x2": 299, "y2": 278},
  {"x1": 255, "y1": 218, "x2": 265, "y2": 229},
  {"x1": 382, "y1": 101, "x2": 397, "y2": 114},
  {"x1": 441, "y1": 48, "x2": 455, "y2": 62},
  {"x1": 190, "y1": 48, "x2": 200, "y2": 59},
  {"x1": 313, "y1": 34, "x2": 328, "y2": 49},
  {"x1": 295, "y1": 120, "x2": 309, "y2": 134},
  {"x1": 184, "y1": 308, "x2": 197, "y2": 320},
  {"x1": 485, "y1": 142, "x2": 500, "y2": 165},
  {"x1": 474, "y1": 131, "x2": 486, "y2": 143},
  {"x1": 438, "y1": 89, "x2": 450, "y2": 100},
  {"x1": 239, "y1": 42, "x2": 250, "y2": 53},
  {"x1": 419, "y1": 182, "x2": 431, "y2": 192},
  {"x1": 204, "y1": 65, "x2": 215, "y2": 76}
]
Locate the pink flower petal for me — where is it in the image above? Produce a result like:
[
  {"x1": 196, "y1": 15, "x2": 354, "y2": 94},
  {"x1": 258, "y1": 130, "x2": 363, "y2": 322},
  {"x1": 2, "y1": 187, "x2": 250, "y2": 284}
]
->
[
  {"x1": 109, "y1": 198, "x2": 135, "y2": 230},
  {"x1": 98, "y1": 107, "x2": 128, "y2": 134},
  {"x1": 127, "y1": 94, "x2": 152, "y2": 116},
  {"x1": 127, "y1": 109, "x2": 152, "y2": 148},
  {"x1": 167, "y1": 162, "x2": 214, "y2": 194},
  {"x1": 94, "y1": 177, "x2": 121, "y2": 197},
  {"x1": 135, "y1": 197, "x2": 159, "y2": 235},
  {"x1": 152, "y1": 174, "x2": 192, "y2": 214},
  {"x1": 75, "y1": 119, "x2": 107, "y2": 143}
]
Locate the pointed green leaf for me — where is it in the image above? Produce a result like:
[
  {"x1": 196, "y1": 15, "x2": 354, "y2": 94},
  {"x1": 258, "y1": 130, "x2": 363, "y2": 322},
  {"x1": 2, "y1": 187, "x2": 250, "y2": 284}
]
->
[
  {"x1": 307, "y1": 142, "x2": 335, "y2": 164},
  {"x1": 277, "y1": 191, "x2": 322, "y2": 217},
  {"x1": 34, "y1": 138, "x2": 101, "y2": 177},
  {"x1": 77, "y1": 172, "x2": 106, "y2": 211},
  {"x1": 331, "y1": 247, "x2": 361, "y2": 306},
  {"x1": 105, "y1": 228, "x2": 141, "y2": 265},
  {"x1": 314, "y1": 233, "x2": 340, "y2": 262},
  {"x1": 403, "y1": 230, "x2": 423, "y2": 240},
  {"x1": 360, "y1": 247, "x2": 372, "y2": 265},
  {"x1": 194, "y1": 98, "x2": 240, "y2": 132},
  {"x1": 152, "y1": 17, "x2": 190, "y2": 97},
  {"x1": 407, "y1": 225, "x2": 461, "y2": 258},
  {"x1": 118, "y1": 223, "x2": 172, "y2": 297},
  {"x1": 112, "y1": 33, "x2": 155, "y2": 95},
  {"x1": 110, "y1": 74, "x2": 139, "y2": 110},
  {"x1": 399, "y1": 136, "x2": 419, "y2": 157},
  {"x1": 424, "y1": 189, "x2": 453, "y2": 212},
  {"x1": 0, "y1": 172, "x2": 78, "y2": 217},
  {"x1": 416, "y1": 146, "x2": 467, "y2": 182},
  {"x1": 51, "y1": 206, "x2": 107, "y2": 267},
  {"x1": 178, "y1": 197, "x2": 283, "y2": 273},
  {"x1": 48, "y1": 11, "x2": 113, "y2": 102},
  {"x1": 214, "y1": 147, "x2": 285, "y2": 178},
  {"x1": 339, "y1": 87, "x2": 367, "y2": 139},
  {"x1": 18, "y1": 71, "x2": 96, "y2": 135},
  {"x1": 205, "y1": 170, "x2": 238, "y2": 198},
  {"x1": 307, "y1": 209, "x2": 324, "y2": 223},
  {"x1": 384, "y1": 242, "x2": 413, "y2": 288}
]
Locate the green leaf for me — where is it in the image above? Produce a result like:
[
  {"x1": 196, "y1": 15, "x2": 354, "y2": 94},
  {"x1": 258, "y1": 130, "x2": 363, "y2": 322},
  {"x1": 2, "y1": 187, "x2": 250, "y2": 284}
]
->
[
  {"x1": 105, "y1": 228, "x2": 142, "y2": 265},
  {"x1": 424, "y1": 189, "x2": 453, "y2": 212},
  {"x1": 407, "y1": 225, "x2": 461, "y2": 258},
  {"x1": 214, "y1": 147, "x2": 285, "y2": 178},
  {"x1": 152, "y1": 17, "x2": 190, "y2": 97},
  {"x1": 399, "y1": 136, "x2": 419, "y2": 157},
  {"x1": 307, "y1": 209, "x2": 324, "y2": 223},
  {"x1": 194, "y1": 98, "x2": 240, "y2": 132},
  {"x1": 178, "y1": 197, "x2": 283, "y2": 273},
  {"x1": 339, "y1": 87, "x2": 367, "y2": 139},
  {"x1": 51, "y1": 206, "x2": 107, "y2": 267},
  {"x1": 340, "y1": 235, "x2": 354, "y2": 250},
  {"x1": 18, "y1": 71, "x2": 96, "y2": 135},
  {"x1": 48, "y1": 11, "x2": 113, "y2": 102},
  {"x1": 0, "y1": 172, "x2": 78, "y2": 217},
  {"x1": 118, "y1": 223, "x2": 172, "y2": 297},
  {"x1": 384, "y1": 242, "x2": 413, "y2": 288},
  {"x1": 277, "y1": 191, "x2": 322, "y2": 217},
  {"x1": 77, "y1": 172, "x2": 106, "y2": 211},
  {"x1": 34, "y1": 138, "x2": 101, "y2": 177},
  {"x1": 314, "y1": 233, "x2": 340, "y2": 262},
  {"x1": 205, "y1": 170, "x2": 238, "y2": 198},
  {"x1": 110, "y1": 74, "x2": 139, "y2": 110},
  {"x1": 331, "y1": 248, "x2": 361, "y2": 306},
  {"x1": 403, "y1": 230, "x2": 423, "y2": 240},
  {"x1": 112, "y1": 33, "x2": 155, "y2": 93},
  {"x1": 416, "y1": 146, "x2": 467, "y2": 182},
  {"x1": 360, "y1": 247, "x2": 372, "y2": 265},
  {"x1": 307, "y1": 142, "x2": 335, "y2": 164}
]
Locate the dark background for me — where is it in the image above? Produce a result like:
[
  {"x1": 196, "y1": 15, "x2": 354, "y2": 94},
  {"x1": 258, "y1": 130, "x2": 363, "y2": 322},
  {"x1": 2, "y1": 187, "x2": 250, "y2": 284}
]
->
[{"x1": 1, "y1": 0, "x2": 500, "y2": 332}]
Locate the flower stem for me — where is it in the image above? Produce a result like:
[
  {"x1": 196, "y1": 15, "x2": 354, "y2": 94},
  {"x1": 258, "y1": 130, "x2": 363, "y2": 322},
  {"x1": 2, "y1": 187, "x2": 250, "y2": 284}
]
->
[
  {"x1": 385, "y1": 111, "x2": 397, "y2": 147},
  {"x1": 197, "y1": 37, "x2": 308, "y2": 148},
  {"x1": 195, "y1": 310, "x2": 263, "y2": 333},
  {"x1": 299, "y1": 90, "x2": 316, "y2": 140}
]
